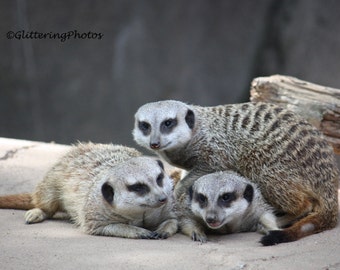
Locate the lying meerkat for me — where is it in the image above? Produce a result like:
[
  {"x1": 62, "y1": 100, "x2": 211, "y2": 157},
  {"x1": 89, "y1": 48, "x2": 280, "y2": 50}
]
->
[
  {"x1": 177, "y1": 171, "x2": 279, "y2": 243},
  {"x1": 0, "y1": 142, "x2": 178, "y2": 239},
  {"x1": 133, "y1": 100, "x2": 339, "y2": 245}
]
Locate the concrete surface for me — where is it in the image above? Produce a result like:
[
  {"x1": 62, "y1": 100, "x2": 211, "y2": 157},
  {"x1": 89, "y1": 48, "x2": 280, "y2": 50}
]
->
[{"x1": 0, "y1": 137, "x2": 339, "y2": 270}]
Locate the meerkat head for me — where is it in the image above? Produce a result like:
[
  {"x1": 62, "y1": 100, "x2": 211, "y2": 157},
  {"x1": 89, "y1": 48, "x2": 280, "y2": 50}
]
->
[
  {"x1": 189, "y1": 171, "x2": 254, "y2": 230},
  {"x1": 133, "y1": 100, "x2": 195, "y2": 152},
  {"x1": 101, "y1": 157, "x2": 173, "y2": 216}
]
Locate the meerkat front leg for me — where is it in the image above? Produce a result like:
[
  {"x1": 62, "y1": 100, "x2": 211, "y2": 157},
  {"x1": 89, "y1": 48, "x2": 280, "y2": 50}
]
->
[
  {"x1": 257, "y1": 212, "x2": 280, "y2": 234},
  {"x1": 92, "y1": 223, "x2": 161, "y2": 239},
  {"x1": 179, "y1": 216, "x2": 207, "y2": 243},
  {"x1": 153, "y1": 218, "x2": 178, "y2": 239}
]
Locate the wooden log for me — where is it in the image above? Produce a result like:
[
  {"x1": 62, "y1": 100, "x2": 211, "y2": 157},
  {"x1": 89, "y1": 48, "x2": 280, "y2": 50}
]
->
[{"x1": 250, "y1": 75, "x2": 340, "y2": 154}]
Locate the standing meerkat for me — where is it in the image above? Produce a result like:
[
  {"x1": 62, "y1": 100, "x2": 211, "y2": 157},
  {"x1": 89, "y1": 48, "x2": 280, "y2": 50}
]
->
[
  {"x1": 133, "y1": 100, "x2": 339, "y2": 245},
  {"x1": 177, "y1": 171, "x2": 279, "y2": 243},
  {"x1": 0, "y1": 142, "x2": 178, "y2": 239}
]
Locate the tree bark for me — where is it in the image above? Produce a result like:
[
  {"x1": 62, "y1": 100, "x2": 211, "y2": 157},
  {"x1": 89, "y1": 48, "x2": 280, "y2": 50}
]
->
[{"x1": 250, "y1": 75, "x2": 340, "y2": 154}]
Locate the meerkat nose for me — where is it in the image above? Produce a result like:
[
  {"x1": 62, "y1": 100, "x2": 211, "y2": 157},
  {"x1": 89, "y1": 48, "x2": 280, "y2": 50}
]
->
[
  {"x1": 150, "y1": 143, "x2": 161, "y2": 149},
  {"x1": 158, "y1": 196, "x2": 167, "y2": 204},
  {"x1": 206, "y1": 217, "x2": 217, "y2": 224}
]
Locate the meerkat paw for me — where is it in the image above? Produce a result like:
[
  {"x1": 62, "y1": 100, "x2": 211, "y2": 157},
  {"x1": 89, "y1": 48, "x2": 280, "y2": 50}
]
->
[
  {"x1": 152, "y1": 231, "x2": 170, "y2": 239},
  {"x1": 180, "y1": 218, "x2": 207, "y2": 242},
  {"x1": 191, "y1": 230, "x2": 207, "y2": 243},
  {"x1": 260, "y1": 230, "x2": 290, "y2": 246},
  {"x1": 181, "y1": 225, "x2": 207, "y2": 242},
  {"x1": 25, "y1": 208, "x2": 47, "y2": 224},
  {"x1": 153, "y1": 218, "x2": 178, "y2": 239},
  {"x1": 117, "y1": 227, "x2": 158, "y2": 240},
  {"x1": 95, "y1": 223, "x2": 160, "y2": 239},
  {"x1": 138, "y1": 229, "x2": 161, "y2": 239}
]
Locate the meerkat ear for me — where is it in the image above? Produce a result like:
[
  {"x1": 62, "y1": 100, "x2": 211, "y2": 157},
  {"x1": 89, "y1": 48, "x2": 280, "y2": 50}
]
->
[
  {"x1": 102, "y1": 182, "x2": 114, "y2": 204},
  {"x1": 243, "y1": 184, "x2": 254, "y2": 203},
  {"x1": 188, "y1": 185, "x2": 194, "y2": 200},
  {"x1": 185, "y1": 109, "x2": 195, "y2": 129}
]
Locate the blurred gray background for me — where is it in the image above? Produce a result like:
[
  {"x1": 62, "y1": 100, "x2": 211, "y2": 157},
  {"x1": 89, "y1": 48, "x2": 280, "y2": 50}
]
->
[{"x1": 1, "y1": 0, "x2": 340, "y2": 147}]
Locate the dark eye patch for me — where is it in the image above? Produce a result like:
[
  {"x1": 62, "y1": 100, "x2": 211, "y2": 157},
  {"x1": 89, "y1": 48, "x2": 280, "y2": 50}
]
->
[
  {"x1": 156, "y1": 160, "x2": 164, "y2": 170},
  {"x1": 160, "y1": 118, "x2": 177, "y2": 134},
  {"x1": 195, "y1": 193, "x2": 208, "y2": 208},
  {"x1": 156, "y1": 173, "x2": 164, "y2": 187},
  {"x1": 127, "y1": 183, "x2": 150, "y2": 195},
  {"x1": 218, "y1": 192, "x2": 236, "y2": 208},
  {"x1": 138, "y1": 121, "x2": 151, "y2": 135}
]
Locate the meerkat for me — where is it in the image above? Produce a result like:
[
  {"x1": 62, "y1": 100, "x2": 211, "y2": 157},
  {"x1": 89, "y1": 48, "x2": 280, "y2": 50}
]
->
[
  {"x1": 133, "y1": 100, "x2": 339, "y2": 245},
  {"x1": 177, "y1": 171, "x2": 279, "y2": 243},
  {"x1": 0, "y1": 142, "x2": 178, "y2": 239}
]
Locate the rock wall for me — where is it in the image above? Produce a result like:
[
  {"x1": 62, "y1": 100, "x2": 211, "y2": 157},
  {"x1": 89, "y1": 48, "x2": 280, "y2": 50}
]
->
[{"x1": 1, "y1": 0, "x2": 340, "y2": 147}]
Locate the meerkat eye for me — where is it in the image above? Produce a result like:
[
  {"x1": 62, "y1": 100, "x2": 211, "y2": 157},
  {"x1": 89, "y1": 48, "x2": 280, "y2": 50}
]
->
[
  {"x1": 160, "y1": 118, "x2": 178, "y2": 133},
  {"x1": 138, "y1": 121, "x2": 151, "y2": 135},
  {"x1": 221, "y1": 193, "x2": 232, "y2": 202},
  {"x1": 156, "y1": 173, "x2": 164, "y2": 187},
  {"x1": 195, "y1": 193, "x2": 208, "y2": 208},
  {"x1": 218, "y1": 192, "x2": 236, "y2": 207},
  {"x1": 164, "y1": 120, "x2": 173, "y2": 127},
  {"x1": 127, "y1": 183, "x2": 150, "y2": 195},
  {"x1": 198, "y1": 194, "x2": 206, "y2": 203}
]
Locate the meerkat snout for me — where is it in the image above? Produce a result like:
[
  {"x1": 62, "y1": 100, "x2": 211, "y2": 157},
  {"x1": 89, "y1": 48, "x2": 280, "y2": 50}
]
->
[
  {"x1": 205, "y1": 212, "x2": 221, "y2": 228},
  {"x1": 158, "y1": 196, "x2": 167, "y2": 204},
  {"x1": 150, "y1": 142, "x2": 161, "y2": 149}
]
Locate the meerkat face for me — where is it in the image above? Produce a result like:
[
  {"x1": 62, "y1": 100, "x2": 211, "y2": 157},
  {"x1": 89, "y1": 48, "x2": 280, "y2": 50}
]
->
[
  {"x1": 133, "y1": 100, "x2": 195, "y2": 152},
  {"x1": 101, "y1": 157, "x2": 173, "y2": 216},
  {"x1": 189, "y1": 172, "x2": 254, "y2": 230}
]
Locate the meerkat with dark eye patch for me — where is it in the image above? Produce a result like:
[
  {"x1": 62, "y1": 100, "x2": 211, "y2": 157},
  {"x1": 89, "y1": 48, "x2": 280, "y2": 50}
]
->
[
  {"x1": 177, "y1": 171, "x2": 279, "y2": 243},
  {"x1": 133, "y1": 100, "x2": 339, "y2": 245},
  {"x1": 0, "y1": 142, "x2": 178, "y2": 239}
]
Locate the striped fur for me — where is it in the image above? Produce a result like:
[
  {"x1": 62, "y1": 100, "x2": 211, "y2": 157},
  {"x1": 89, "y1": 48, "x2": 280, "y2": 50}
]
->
[{"x1": 133, "y1": 100, "x2": 339, "y2": 245}]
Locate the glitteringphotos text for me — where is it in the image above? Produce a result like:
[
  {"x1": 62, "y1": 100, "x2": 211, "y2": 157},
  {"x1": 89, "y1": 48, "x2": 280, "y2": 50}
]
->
[{"x1": 6, "y1": 30, "x2": 104, "y2": 42}]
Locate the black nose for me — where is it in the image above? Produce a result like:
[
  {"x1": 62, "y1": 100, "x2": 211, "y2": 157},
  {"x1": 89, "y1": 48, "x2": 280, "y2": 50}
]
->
[
  {"x1": 206, "y1": 217, "x2": 217, "y2": 224},
  {"x1": 150, "y1": 143, "x2": 160, "y2": 149}
]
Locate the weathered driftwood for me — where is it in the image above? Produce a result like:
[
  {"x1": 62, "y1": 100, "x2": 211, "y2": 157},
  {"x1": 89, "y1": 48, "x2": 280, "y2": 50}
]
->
[{"x1": 250, "y1": 75, "x2": 340, "y2": 154}]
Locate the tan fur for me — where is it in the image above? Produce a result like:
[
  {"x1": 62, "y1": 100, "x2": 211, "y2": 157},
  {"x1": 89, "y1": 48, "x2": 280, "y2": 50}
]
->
[
  {"x1": 0, "y1": 193, "x2": 33, "y2": 210},
  {"x1": 0, "y1": 142, "x2": 178, "y2": 239},
  {"x1": 133, "y1": 100, "x2": 339, "y2": 245}
]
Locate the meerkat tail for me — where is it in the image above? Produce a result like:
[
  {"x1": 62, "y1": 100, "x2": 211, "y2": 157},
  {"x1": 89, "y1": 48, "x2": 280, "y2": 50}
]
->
[
  {"x1": 260, "y1": 207, "x2": 338, "y2": 246},
  {"x1": 0, "y1": 193, "x2": 34, "y2": 210}
]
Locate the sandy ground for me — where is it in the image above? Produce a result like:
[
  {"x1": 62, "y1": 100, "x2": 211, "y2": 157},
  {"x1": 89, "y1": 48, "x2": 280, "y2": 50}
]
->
[{"x1": 0, "y1": 137, "x2": 339, "y2": 270}]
